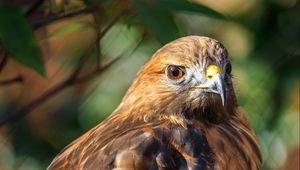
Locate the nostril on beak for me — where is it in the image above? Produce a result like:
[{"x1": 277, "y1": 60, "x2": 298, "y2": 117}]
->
[
  {"x1": 207, "y1": 75, "x2": 213, "y2": 79},
  {"x1": 206, "y1": 65, "x2": 222, "y2": 79}
]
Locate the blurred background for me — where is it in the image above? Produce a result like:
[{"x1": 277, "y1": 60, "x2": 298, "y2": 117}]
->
[{"x1": 0, "y1": 0, "x2": 299, "y2": 169}]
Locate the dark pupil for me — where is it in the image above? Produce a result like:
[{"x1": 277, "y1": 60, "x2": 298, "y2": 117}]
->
[{"x1": 171, "y1": 67, "x2": 180, "y2": 77}]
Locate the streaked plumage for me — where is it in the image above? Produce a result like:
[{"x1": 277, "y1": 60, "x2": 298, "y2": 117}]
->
[{"x1": 48, "y1": 36, "x2": 262, "y2": 170}]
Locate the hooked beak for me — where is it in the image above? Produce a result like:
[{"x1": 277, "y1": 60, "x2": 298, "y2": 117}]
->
[{"x1": 191, "y1": 73, "x2": 225, "y2": 106}]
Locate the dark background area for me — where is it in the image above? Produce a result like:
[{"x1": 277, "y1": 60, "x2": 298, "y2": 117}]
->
[{"x1": 0, "y1": 0, "x2": 299, "y2": 169}]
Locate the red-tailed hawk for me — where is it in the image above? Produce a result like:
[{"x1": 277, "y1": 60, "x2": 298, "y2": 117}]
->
[{"x1": 48, "y1": 36, "x2": 262, "y2": 170}]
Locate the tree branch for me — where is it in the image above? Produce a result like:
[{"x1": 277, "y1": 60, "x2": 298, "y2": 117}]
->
[
  {"x1": 74, "y1": 56, "x2": 121, "y2": 84},
  {"x1": 0, "y1": 53, "x2": 8, "y2": 73},
  {"x1": 67, "y1": 11, "x2": 124, "y2": 82},
  {"x1": 0, "y1": 11, "x2": 124, "y2": 127},
  {"x1": 26, "y1": 0, "x2": 45, "y2": 16},
  {"x1": 75, "y1": 33, "x2": 146, "y2": 84},
  {"x1": 33, "y1": 6, "x2": 96, "y2": 29},
  {"x1": 0, "y1": 57, "x2": 115, "y2": 127},
  {"x1": 0, "y1": 76, "x2": 23, "y2": 86}
]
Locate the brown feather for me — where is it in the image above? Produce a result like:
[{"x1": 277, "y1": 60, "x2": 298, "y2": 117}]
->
[{"x1": 48, "y1": 36, "x2": 262, "y2": 170}]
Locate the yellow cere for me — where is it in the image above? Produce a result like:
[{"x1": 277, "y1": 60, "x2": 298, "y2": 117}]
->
[{"x1": 206, "y1": 65, "x2": 222, "y2": 79}]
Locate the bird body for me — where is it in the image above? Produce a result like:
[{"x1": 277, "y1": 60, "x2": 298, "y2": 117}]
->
[{"x1": 48, "y1": 36, "x2": 262, "y2": 170}]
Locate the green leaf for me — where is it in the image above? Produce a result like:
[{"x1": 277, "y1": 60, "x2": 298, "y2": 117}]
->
[
  {"x1": 132, "y1": 0, "x2": 180, "y2": 44},
  {"x1": 0, "y1": 4, "x2": 46, "y2": 76},
  {"x1": 155, "y1": 0, "x2": 226, "y2": 19}
]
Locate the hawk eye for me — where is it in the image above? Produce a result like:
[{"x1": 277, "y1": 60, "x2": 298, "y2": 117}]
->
[
  {"x1": 225, "y1": 63, "x2": 232, "y2": 74},
  {"x1": 167, "y1": 65, "x2": 186, "y2": 80}
]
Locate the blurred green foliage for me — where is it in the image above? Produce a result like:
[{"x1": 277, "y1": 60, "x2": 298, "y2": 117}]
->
[
  {"x1": 0, "y1": 4, "x2": 45, "y2": 76},
  {"x1": 0, "y1": 0, "x2": 299, "y2": 170}
]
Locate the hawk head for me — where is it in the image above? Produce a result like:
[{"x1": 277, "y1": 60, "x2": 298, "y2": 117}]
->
[{"x1": 118, "y1": 36, "x2": 237, "y2": 124}]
